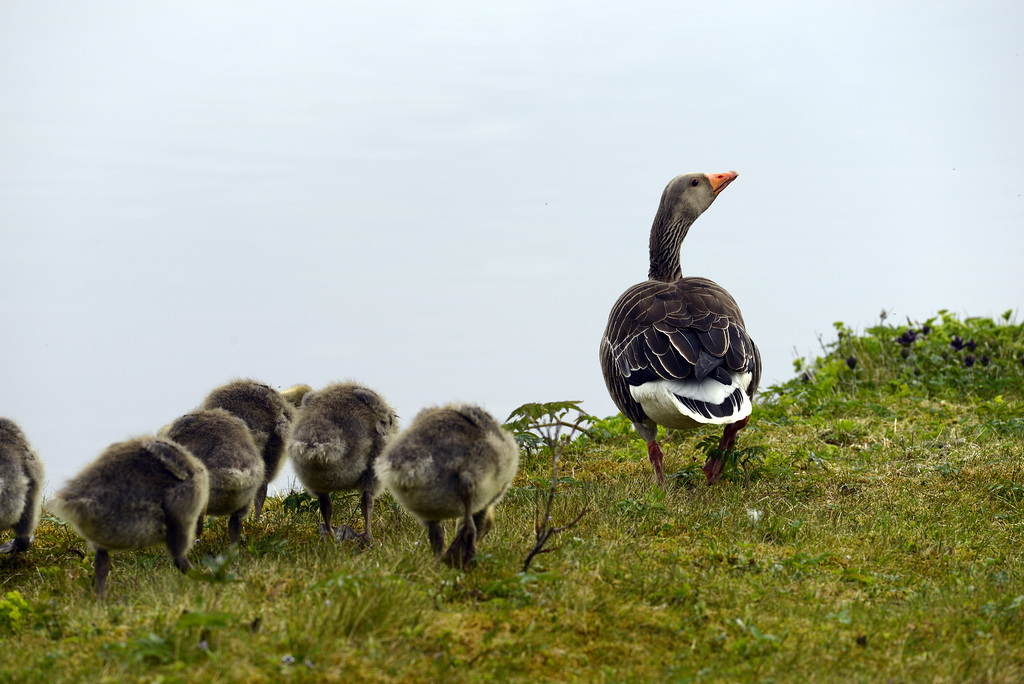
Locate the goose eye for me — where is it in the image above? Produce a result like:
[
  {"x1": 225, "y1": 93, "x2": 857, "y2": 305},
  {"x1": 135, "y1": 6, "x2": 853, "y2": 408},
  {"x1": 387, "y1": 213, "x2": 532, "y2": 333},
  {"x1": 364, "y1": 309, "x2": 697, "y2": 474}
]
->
[{"x1": 690, "y1": 178, "x2": 699, "y2": 187}]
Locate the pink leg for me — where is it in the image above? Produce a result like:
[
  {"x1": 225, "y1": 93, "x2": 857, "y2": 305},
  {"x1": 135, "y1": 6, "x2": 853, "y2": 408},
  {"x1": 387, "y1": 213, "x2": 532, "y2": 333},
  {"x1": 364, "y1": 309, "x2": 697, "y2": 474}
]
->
[
  {"x1": 704, "y1": 416, "x2": 751, "y2": 486},
  {"x1": 647, "y1": 440, "x2": 665, "y2": 485},
  {"x1": 718, "y1": 416, "x2": 750, "y2": 452},
  {"x1": 702, "y1": 455, "x2": 725, "y2": 485}
]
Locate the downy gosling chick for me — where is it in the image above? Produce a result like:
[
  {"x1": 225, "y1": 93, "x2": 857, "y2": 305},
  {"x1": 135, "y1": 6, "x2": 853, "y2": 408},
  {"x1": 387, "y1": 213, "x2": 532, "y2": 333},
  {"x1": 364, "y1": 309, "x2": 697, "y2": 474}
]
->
[
  {"x1": 376, "y1": 404, "x2": 518, "y2": 568},
  {"x1": 287, "y1": 383, "x2": 398, "y2": 543},
  {"x1": 280, "y1": 384, "x2": 313, "y2": 409},
  {"x1": 161, "y1": 408, "x2": 264, "y2": 545},
  {"x1": 47, "y1": 436, "x2": 209, "y2": 599},
  {"x1": 0, "y1": 418, "x2": 45, "y2": 555},
  {"x1": 201, "y1": 379, "x2": 294, "y2": 519}
]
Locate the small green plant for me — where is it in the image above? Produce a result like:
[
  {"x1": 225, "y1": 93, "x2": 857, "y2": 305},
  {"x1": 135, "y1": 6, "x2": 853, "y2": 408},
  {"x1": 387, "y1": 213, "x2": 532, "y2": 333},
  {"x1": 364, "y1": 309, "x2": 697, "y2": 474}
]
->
[
  {"x1": 0, "y1": 591, "x2": 33, "y2": 633},
  {"x1": 729, "y1": 617, "x2": 786, "y2": 658},
  {"x1": 282, "y1": 488, "x2": 319, "y2": 514},
  {"x1": 188, "y1": 543, "x2": 242, "y2": 585},
  {"x1": 770, "y1": 309, "x2": 1024, "y2": 407},
  {"x1": 124, "y1": 632, "x2": 176, "y2": 665},
  {"x1": 987, "y1": 481, "x2": 1024, "y2": 505},
  {"x1": 505, "y1": 399, "x2": 598, "y2": 456},
  {"x1": 505, "y1": 401, "x2": 593, "y2": 573},
  {"x1": 695, "y1": 434, "x2": 767, "y2": 486}
]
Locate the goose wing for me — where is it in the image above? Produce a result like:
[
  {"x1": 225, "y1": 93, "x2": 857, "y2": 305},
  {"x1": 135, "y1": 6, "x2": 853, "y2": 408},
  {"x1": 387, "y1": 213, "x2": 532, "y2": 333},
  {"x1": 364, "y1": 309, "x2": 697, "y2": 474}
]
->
[{"x1": 603, "y1": 277, "x2": 760, "y2": 394}]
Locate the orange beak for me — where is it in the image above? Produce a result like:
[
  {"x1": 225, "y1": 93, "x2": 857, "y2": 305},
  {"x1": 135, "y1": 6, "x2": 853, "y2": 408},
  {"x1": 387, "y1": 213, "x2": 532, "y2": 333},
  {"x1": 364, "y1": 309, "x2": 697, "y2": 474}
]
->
[{"x1": 706, "y1": 170, "x2": 738, "y2": 196}]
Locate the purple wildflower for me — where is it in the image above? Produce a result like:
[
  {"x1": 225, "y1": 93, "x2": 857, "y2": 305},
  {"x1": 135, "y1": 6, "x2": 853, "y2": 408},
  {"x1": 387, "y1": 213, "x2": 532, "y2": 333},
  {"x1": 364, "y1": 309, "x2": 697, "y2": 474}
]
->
[
  {"x1": 846, "y1": 356, "x2": 857, "y2": 370},
  {"x1": 964, "y1": 355, "x2": 975, "y2": 368},
  {"x1": 950, "y1": 336, "x2": 965, "y2": 351}
]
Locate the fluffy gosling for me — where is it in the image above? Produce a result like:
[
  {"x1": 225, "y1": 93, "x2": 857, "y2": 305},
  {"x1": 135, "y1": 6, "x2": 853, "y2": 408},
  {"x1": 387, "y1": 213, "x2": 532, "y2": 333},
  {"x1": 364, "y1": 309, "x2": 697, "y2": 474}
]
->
[
  {"x1": 287, "y1": 383, "x2": 398, "y2": 543},
  {"x1": 47, "y1": 436, "x2": 209, "y2": 598},
  {"x1": 201, "y1": 379, "x2": 294, "y2": 519},
  {"x1": 280, "y1": 384, "x2": 313, "y2": 408},
  {"x1": 161, "y1": 408, "x2": 265, "y2": 545},
  {"x1": 0, "y1": 418, "x2": 45, "y2": 555},
  {"x1": 376, "y1": 404, "x2": 518, "y2": 568}
]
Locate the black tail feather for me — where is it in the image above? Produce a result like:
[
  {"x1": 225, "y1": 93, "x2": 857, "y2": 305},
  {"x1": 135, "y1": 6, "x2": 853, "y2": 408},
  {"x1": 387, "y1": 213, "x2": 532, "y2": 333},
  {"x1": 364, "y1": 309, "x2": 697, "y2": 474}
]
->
[{"x1": 673, "y1": 387, "x2": 745, "y2": 420}]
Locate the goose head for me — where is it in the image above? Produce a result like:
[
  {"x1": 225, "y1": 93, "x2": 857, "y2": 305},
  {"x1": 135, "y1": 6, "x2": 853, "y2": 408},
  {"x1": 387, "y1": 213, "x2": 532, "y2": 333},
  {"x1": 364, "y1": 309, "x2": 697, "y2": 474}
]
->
[{"x1": 649, "y1": 170, "x2": 738, "y2": 281}]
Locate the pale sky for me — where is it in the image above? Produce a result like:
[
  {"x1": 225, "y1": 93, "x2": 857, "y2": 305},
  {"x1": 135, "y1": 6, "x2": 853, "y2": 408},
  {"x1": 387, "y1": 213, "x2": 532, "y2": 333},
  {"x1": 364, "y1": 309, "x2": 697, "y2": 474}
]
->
[{"x1": 2, "y1": 1, "x2": 1022, "y2": 492}]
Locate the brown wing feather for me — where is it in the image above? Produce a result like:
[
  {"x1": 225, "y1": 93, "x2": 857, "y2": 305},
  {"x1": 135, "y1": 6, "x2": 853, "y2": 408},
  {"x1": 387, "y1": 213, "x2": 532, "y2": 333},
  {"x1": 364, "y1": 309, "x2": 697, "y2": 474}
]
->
[{"x1": 600, "y1": 277, "x2": 761, "y2": 425}]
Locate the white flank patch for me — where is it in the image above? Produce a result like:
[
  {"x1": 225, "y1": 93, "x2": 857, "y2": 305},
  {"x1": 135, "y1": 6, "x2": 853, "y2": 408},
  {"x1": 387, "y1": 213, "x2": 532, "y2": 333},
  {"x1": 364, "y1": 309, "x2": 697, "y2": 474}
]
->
[{"x1": 629, "y1": 372, "x2": 752, "y2": 428}]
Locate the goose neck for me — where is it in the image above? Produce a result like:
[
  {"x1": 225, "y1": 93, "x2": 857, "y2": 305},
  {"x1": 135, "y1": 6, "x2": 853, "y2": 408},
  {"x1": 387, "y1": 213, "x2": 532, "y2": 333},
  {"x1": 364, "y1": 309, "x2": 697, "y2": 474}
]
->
[{"x1": 647, "y1": 216, "x2": 690, "y2": 282}]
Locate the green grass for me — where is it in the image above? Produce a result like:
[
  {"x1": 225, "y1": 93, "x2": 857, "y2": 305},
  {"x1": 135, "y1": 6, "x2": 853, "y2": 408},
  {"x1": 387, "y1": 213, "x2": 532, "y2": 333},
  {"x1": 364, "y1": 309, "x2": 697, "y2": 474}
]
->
[{"x1": 3, "y1": 311, "x2": 1023, "y2": 682}]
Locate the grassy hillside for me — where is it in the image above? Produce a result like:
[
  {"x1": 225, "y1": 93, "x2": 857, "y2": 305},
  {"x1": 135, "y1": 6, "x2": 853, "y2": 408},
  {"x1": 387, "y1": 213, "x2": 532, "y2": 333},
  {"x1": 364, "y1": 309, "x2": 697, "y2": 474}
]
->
[{"x1": 2, "y1": 311, "x2": 1023, "y2": 683}]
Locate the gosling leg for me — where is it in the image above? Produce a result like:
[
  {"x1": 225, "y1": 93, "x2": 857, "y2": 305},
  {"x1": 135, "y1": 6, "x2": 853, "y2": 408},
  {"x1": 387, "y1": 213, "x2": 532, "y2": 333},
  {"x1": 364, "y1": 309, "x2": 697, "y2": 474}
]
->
[
  {"x1": 442, "y1": 475, "x2": 478, "y2": 569},
  {"x1": 427, "y1": 521, "x2": 445, "y2": 557},
  {"x1": 358, "y1": 489, "x2": 375, "y2": 545},
  {"x1": 252, "y1": 481, "x2": 269, "y2": 520},
  {"x1": 94, "y1": 548, "x2": 111, "y2": 599},
  {"x1": 228, "y1": 508, "x2": 245, "y2": 545},
  {"x1": 317, "y1": 493, "x2": 334, "y2": 538},
  {"x1": 165, "y1": 510, "x2": 194, "y2": 574}
]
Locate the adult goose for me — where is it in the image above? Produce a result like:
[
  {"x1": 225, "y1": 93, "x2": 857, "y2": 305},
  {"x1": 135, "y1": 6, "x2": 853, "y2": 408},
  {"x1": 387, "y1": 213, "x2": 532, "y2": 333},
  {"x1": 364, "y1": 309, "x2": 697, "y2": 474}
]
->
[{"x1": 600, "y1": 171, "x2": 761, "y2": 485}]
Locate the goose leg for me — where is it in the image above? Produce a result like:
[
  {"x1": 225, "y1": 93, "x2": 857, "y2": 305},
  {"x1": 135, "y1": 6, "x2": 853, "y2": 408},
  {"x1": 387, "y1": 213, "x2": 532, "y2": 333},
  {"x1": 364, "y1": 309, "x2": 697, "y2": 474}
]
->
[
  {"x1": 718, "y1": 415, "x2": 750, "y2": 452},
  {"x1": 94, "y1": 548, "x2": 111, "y2": 599},
  {"x1": 442, "y1": 507, "x2": 478, "y2": 569},
  {"x1": 702, "y1": 453, "x2": 725, "y2": 485},
  {"x1": 647, "y1": 441, "x2": 666, "y2": 485},
  {"x1": 703, "y1": 416, "x2": 751, "y2": 485},
  {"x1": 427, "y1": 522, "x2": 445, "y2": 557},
  {"x1": 636, "y1": 421, "x2": 665, "y2": 485}
]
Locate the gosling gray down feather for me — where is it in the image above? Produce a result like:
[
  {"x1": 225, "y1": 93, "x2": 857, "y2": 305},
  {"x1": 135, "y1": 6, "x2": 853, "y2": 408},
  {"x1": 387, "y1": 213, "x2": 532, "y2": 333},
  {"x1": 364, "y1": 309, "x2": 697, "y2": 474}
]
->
[
  {"x1": 0, "y1": 418, "x2": 46, "y2": 555},
  {"x1": 376, "y1": 404, "x2": 519, "y2": 568},
  {"x1": 47, "y1": 436, "x2": 209, "y2": 598},
  {"x1": 161, "y1": 408, "x2": 265, "y2": 545},
  {"x1": 201, "y1": 379, "x2": 294, "y2": 519},
  {"x1": 286, "y1": 382, "x2": 398, "y2": 543}
]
